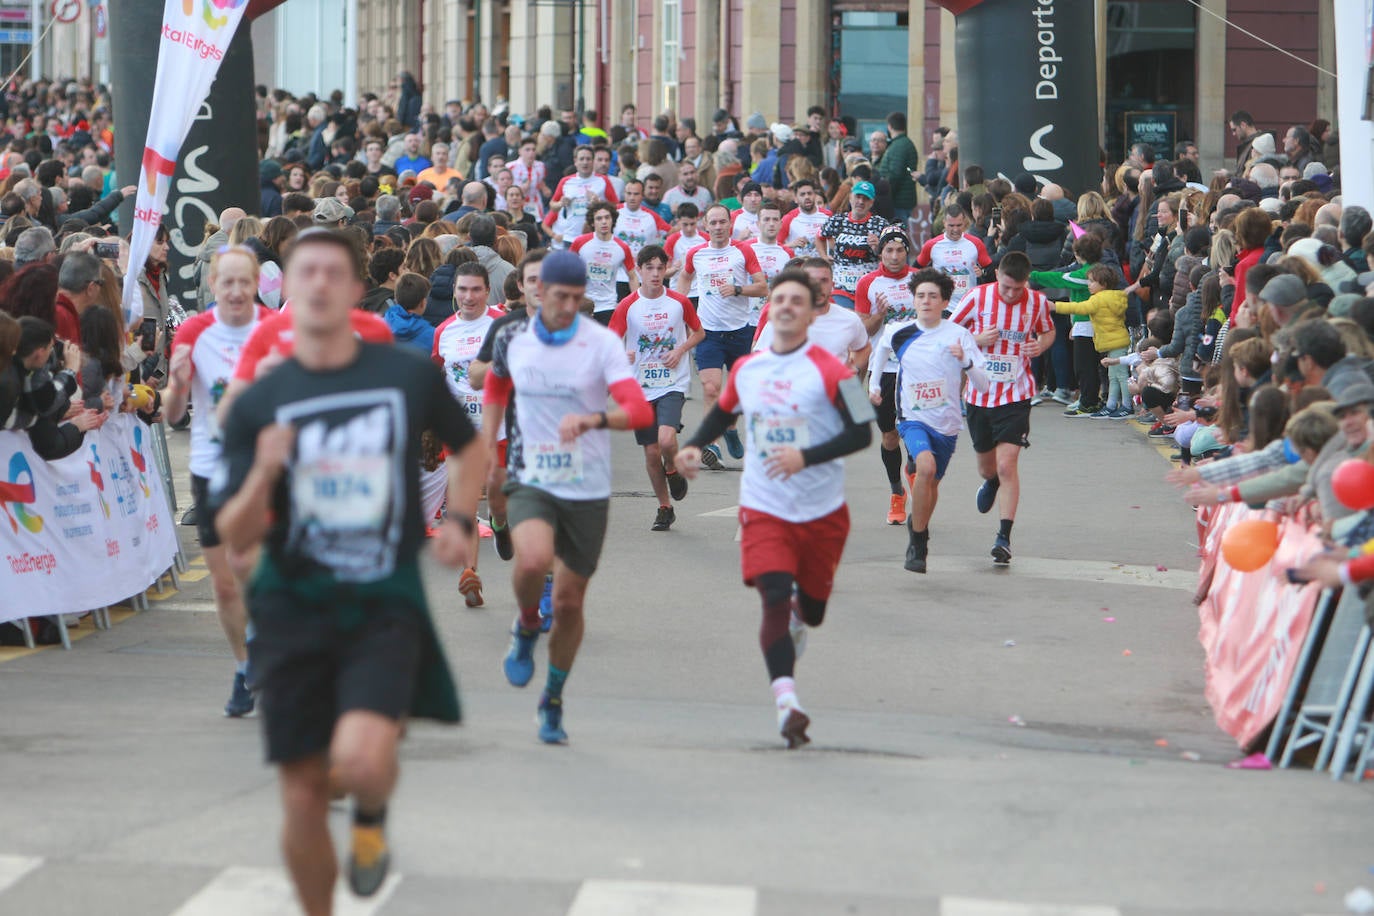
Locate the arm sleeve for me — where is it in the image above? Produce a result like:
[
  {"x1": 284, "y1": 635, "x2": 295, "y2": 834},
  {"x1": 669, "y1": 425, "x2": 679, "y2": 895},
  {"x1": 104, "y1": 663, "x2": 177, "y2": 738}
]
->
[
  {"x1": 800, "y1": 376, "x2": 874, "y2": 467},
  {"x1": 915, "y1": 239, "x2": 936, "y2": 267},
  {"x1": 609, "y1": 377, "x2": 653, "y2": 428},
  {"x1": 482, "y1": 371, "x2": 513, "y2": 408}
]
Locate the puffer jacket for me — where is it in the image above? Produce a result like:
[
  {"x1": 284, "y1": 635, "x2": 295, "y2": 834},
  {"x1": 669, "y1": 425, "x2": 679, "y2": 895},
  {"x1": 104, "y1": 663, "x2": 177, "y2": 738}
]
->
[
  {"x1": 1158, "y1": 290, "x2": 1204, "y2": 380},
  {"x1": 1137, "y1": 354, "x2": 1179, "y2": 394},
  {"x1": 1055, "y1": 288, "x2": 1130, "y2": 352},
  {"x1": 1011, "y1": 219, "x2": 1068, "y2": 271}
]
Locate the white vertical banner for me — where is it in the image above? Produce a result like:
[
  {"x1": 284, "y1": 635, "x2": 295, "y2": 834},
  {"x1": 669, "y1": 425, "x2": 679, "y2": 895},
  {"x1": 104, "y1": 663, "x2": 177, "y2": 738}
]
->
[
  {"x1": 1334, "y1": 0, "x2": 1374, "y2": 210},
  {"x1": 120, "y1": 0, "x2": 252, "y2": 328}
]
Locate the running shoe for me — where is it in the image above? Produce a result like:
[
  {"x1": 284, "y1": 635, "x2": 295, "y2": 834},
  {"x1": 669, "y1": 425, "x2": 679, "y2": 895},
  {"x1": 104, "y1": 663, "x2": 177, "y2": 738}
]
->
[
  {"x1": 503, "y1": 622, "x2": 538, "y2": 687},
  {"x1": 1111, "y1": 407, "x2": 1135, "y2": 419},
  {"x1": 651, "y1": 506, "x2": 676, "y2": 531},
  {"x1": 537, "y1": 692, "x2": 568, "y2": 744},
  {"x1": 904, "y1": 537, "x2": 928, "y2": 574},
  {"x1": 459, "y1": 567, "x2": 484, "y2": 608},
  {"x1": 778, "y1": 705, "x2": 811, "y2": 750},
  {"x1": 722, "y1": 427, "x2": 745, "y2": 459},
  {"x1": 886, "y1": 492, "x2": 906, "y2": 525},
  {"x1": 1030, "y1": 391, "x2": 1049, "y2": 407},
  {"x1": 347, "y1": 825, "x2": 390, "y2": 897},
  {"x1": 789, "y1": 608, "x2": 808, "y2": 660},
  {"x1": 1088, "y1": 407, "x2": 1114, "y2": 419},
  {"x1": 180, "y1": 504, "x2": 199, "y2": 526},
  {"x1": 1147, "y1": 424, "x2": 1177, "y2": 438},
  {"x1": 538, "y1": 574, "x2": 554, "y2": 633},
  {"x1": 666, "y1": 470, "x2": 688, "y2": 501},
  {"x1": 700, "y1": 443, "x2": 724, "y2": 470},
  {"x1": 1064, "y1": 406, "x2": 1094, "y2": 417},
  {"x1": 1050, "y1": 388, "x2": 1074, "y2": 405},
  {"x1": 224, "y1": 671, "x2": 254, "y2": 718},
  {"x1": 991, "y1": 534, "x2": 1012, "y2": 566},
  {"x1": 975, "y1": 476, "x2": 1000, "y2": 514},
  {"x1": 492, "y1": 522, "x2": 514, "y2": 561}
]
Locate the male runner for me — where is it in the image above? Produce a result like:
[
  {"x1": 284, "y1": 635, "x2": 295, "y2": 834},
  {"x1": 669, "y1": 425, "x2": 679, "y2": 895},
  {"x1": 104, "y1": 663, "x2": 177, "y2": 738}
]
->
[
  {"x1": 819, "y1": 181, "x2": 889, "y2": 308},
  {"x1": 777, "y1": 178, "x2": 833, "y2": 258},
  {"x1": 674, "y1": 203, "x2": 766, "y2": 467},
  {"x1": 741, "y1": 200, "x2": 794, "y2": 329},
  {"x1": 483, "y1": 251, "x2": 653, "y2": 743},
  {"x1": 754, "y1": 257, "x2": 870, "y2": 371},
  {"x1": 212, "y1": 229, "x2": 485, "y2": 910},
  {"x1": 915, "y1": 202, "x2": 991, "y2": 314},
  {"x1": 608, "y1": 244, "x2": 705, "y2": 531},
  {"x1": 948, "y1": 251, "x2": 1055, "y2": 564},
  {"x1": 613, "y1": 178, "x2": 671, "y2": 300},
  {"x1": 571, "y1": 200, "x2": 637, "y2": 324},
  {"x1": 677, "y1": 268, "x2": 874, "y2": 748},
  {"x1": 869, "y1": 269, "x2": 989, "y2": 573},
  {"x1": 730, "y1": 181, "x2": 765, "y2": 241},
  {"x1": 548, "y1": 145, "x2": 619, "y2": 248},
  {"x1": 664, "y1": 202, "x2": 705, "y2": 303},
  {"x1": 432, "y1": 262, "x2": 502, "y2": 607},
  {"x1": 163, "y1": 245, "x2": 268, "y2": 716},
  {"x1": 855, "y1": 226, "x2": 918, "y2": 524}
]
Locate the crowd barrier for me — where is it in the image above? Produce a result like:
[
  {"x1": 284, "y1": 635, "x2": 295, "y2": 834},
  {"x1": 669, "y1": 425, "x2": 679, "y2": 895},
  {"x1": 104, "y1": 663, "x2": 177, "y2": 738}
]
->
[
  {"x1": 0, "y1": 414, "x2": 180, "y2": 644},
  {"x1": 1196, "y1": 502, "x2": 1374, "y2": 780}
]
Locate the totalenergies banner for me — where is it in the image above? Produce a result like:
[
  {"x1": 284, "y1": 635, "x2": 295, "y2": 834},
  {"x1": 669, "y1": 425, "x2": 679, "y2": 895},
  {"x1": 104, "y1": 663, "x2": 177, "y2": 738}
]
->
[
  {"x1": 931, "y1": 0, "x2": 1100, "y2": 197},
  {"x1": 0, "y1": 417, "x2": 179, "y2": 622},
  {"x1": 120, "y1": 0, "x2": 252, "y2": 326}
]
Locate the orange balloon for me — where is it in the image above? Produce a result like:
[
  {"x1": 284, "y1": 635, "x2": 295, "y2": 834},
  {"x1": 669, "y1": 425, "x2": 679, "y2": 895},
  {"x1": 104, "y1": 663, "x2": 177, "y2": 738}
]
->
[
  {"x1": 1221, "y1": 519, "x2": 1280, "y2": 572},
  {"x1": 1331, "y1": 459, "x2": 1374, "y2": 511}
]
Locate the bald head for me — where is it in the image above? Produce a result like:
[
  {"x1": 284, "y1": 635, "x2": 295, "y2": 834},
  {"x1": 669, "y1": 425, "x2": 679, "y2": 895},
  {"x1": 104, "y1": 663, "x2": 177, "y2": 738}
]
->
[
  {"x1": 719, "y1": 138, "x2": 738, "y2": 156},
  {"x1": 1315, "y1": 202, "x2": 1342, "y2": 228},
  {"x1": 462, "y1": 182, "x2": 488, "y2": 207},
  {"x1": 219, "y1": 207, "x2": 246, "y2": 233},
  {"x1": 1040, "y1": 183, "x2": 1064, "y2": 201}
]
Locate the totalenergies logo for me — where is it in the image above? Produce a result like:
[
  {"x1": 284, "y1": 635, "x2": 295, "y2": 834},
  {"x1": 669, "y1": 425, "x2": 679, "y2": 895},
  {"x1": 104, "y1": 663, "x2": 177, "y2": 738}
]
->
[
  {"x1": 183, "y1": 0, "x2": 247, "y2": 30},
  {"x1": 0, "y1": 453, "x2": 42, "y2": 534}
]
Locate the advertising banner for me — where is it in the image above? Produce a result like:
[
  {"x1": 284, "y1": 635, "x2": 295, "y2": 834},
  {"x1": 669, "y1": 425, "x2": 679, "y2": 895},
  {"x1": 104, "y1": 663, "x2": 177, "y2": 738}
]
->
[
  {"x1": 118, "y1": 0, "x2": 252, "y2": 326},
  {"x1": 0, "y1": 416, "x2": 179, "y2": 621}
]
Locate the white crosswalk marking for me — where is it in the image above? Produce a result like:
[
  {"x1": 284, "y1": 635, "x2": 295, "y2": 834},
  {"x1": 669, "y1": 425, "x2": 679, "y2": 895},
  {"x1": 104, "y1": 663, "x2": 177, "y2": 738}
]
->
[
  {"x1": 170, "y1": 866, "x2": 401, "y2": 916},
  {"x1": 567, "y1": 879, "x2": 758, "y2": 916},
  {"x1": 941, "y1": 897, "x2": 1121, "y2": 916},
  {"x1": 0, "y1": 855, "x2": 41, "y2": 895}
]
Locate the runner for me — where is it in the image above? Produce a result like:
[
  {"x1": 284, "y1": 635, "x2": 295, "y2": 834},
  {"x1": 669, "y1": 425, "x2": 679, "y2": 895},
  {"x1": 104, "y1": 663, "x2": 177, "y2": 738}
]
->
[
  {"x1": 778, "y1": 178, "x2": 833, "y2": 258},
  {"x1": 855, "y1": 226, "x2": 918, "y2": 524},
  {"x1": 432, "y1": 262, "x2": 503, "y2": 607},
  {"x1": 674, "y1": 203, "x2": 766, "y2": 468},
  {"x1": 613, "y1": 178, "x2": 671, "y2": 299},
  {"x1": 570, "y1": 200, "x2": 637, "y2": 324},
  {"x1": 161, "y1": 245, "x2": 268, "y2": 717},
  {"x1": 211, "y1": 229, "x2": 485, "y2": 910},
  {"x1": 915, "y1": 202, "x2": 991, "y2": 314},
  {"x1": 664, "y1": 202, "x2": 706, "y2": 304},
  {"x1": 818, "y1": 181, "x2": 890, "y2": 309},
  {"x1": 868, "y1": 268, "x2": 989, "y2": 573},
  {"x1": 754, "y1": 257, "x2": 870, "y2": 372},
  {"x1": 741, "y1": 201, "x2": 794, "y2": 328},
  {"x1": 482, "y1": 250, "x2": 654, "y2": 743},
  {"x1": 730, "y1": 181, "x2": 765, "y2": 241},
  {"x1": 608, "y1": 244, "x2": 705, "y2": 531},
  {"x1": 547, "y1": 145, "x2": 619, "y2": 248},
  {"x1": 676, "y1": 268, "x2": 874, "y2": 748},
  {"x1": 947, "y1": 251, "x2": 1055, "y2": 565}
]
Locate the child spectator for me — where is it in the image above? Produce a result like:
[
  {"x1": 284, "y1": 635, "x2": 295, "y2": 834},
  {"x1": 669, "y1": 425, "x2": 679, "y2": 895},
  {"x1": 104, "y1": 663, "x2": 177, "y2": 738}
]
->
[
  {"x1": 1056, "y1": 264, "x2": 1130, "y2": 417},
  {"x1": 383, "y1": 272, "x2": 435, "y2": 353}
]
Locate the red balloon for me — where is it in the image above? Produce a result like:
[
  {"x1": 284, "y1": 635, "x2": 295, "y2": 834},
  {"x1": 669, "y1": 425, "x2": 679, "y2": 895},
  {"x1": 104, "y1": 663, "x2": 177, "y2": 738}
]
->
[
  {"x1": 1221, "y1": 519, "x2": 1280, "y2": 572},
  {"x1": 1332, "y1": 459, "x2": 1374, "y2": 511}
]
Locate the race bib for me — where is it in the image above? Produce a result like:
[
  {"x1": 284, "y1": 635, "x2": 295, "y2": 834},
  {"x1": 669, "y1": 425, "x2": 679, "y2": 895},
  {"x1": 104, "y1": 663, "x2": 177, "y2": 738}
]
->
[
  {"x1": 588, "y1": 259, "x2": 614, "y2": 283},
  {"x1": 637, "y1": 359, "x2": 673, "y2": 389},
  {"x1": 294, "y1": 455, "x2": 389, "y2": 529},
  {"x1": 984, "y1": 357, "x2": 1018, "y2": 384},
  {"x1": 706, "y1": 272, "x2": 732, "y2": 296},
  {"x1": 461, "y1": 392, "x2": 483, "y2": 421},
  {"x1": 528, "y1": 440, "x2": 583, "y2": 485},
  {"x1": 833, "y1": 262, "x2": 863, "y2": 292},
  {"x1": 750, "y1": 413, "x2": 810, "y2": 461},
  {"x1": 905, "y1": 379, "x2": 946, "y2": 410}
]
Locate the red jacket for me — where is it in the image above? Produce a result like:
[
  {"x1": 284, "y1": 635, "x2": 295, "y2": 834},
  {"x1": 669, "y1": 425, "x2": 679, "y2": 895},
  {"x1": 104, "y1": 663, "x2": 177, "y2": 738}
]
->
[{"x1": 53, "y1": 292, "x2": 80, "y2": 345}]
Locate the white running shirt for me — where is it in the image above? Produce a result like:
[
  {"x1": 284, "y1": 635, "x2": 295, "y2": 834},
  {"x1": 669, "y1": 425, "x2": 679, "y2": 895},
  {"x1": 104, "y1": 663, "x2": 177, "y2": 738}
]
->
[
  {"x1": 854, "y1": 265, "x2": 917, "y2": 373},
  {"x1": 778, "y1": 207, "x2": 833, "y2": 258},
  {"x1": 608, "y1": 289, "x2": 703, "y2": 401},
  {"x1": 571, "y1": 233, "x2": 635, "y2": 313},
  {"x1": 432, "y1": 311, "x2": 496, "y2": 427},
  {"x1": 916, "y1": 233, "x2": 992, "y2": 311},
  {"x1": 173, "y1": 305, "x2": 264, "y2": 478},
  {"x1": 742, "y1": 239, "x2": 794, "y2": 326},
  {"x1": 683, "y1": 240, "x2": 763, "y2": 332},
  {"x1": 870, "y1": 320, "x2": 989, "y2": 436},
  {"x1": 755, "y1": 306, "x2": 868, "y2": 362},
  {"x1": 550, "y1": 173, "x2": 619, "y2": 246}
]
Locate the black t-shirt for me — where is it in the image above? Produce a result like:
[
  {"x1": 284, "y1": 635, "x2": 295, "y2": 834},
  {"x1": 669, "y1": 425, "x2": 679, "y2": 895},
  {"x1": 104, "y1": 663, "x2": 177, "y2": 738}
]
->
[{"x1": 212, "y1": 343, "x2": 476, "y2": 584}]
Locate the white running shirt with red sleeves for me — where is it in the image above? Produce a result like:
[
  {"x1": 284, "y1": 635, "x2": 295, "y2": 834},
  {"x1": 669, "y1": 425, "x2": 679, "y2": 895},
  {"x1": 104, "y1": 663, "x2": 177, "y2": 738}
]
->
[
  {"x1": 719, "y1": 344, "x2": 853, "y2": 523},
  {"x1": 778, "y1": 207, "x2": 833, "y2": 258},
  {"x1": 741, "y1": 239, "x2": 794, "y2": 326},
  {"x1": 571, "y1": 233, "x2": 635, "y2": 313},
  {"x1": 172, "y1": 305, "x2": 266, "y2": 478},
  {"x1": 916, "y1": 232, "x2": 991, "y2": 311},
  {"x1": 550, "y1": 173, "x2": 619, "y2": 246},
  {"x1": 683, "y1": 240, "x2": 763, "y2": 332},
  {"x1": 854, "y1": 265, "x2": 917, "y2": 373},
  {"x1": 614, "y1": 205, "x2": 671, "y2": 282},
  {"x1": 432, "y1": 311, "x2": 496, "y2": 426},
  {"x1": 665, "y1": 230, "x2": 706, "y2": 297},
  {"x1": 948, "y1": 282, "x2": 1054, "y2": 408},
  {"x1": 608, "y1": 289, "x2": 702, "y2": 401},
  {"x1": 731, "y1": 208, "x2": 759, "y2": 241}
]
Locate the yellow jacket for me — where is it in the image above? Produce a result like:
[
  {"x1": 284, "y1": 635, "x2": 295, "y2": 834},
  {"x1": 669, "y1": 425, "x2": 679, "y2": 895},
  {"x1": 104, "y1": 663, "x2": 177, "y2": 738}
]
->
[{"x1": 1055, "y1": 289, "x2": 1130, "y2": 352}]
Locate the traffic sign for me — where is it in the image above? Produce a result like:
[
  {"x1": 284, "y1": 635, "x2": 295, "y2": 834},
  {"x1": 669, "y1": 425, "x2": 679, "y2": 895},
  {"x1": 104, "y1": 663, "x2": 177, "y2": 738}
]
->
[{"x1": 50, "y1": 0, "x2": 81, "y2": 24}]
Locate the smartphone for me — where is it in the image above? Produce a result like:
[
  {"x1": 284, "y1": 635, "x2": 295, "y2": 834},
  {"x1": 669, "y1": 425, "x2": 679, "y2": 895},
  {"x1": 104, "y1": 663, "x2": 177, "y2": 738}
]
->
[
  {"x1": 139, "y1": 319, "x2": 157, "y2": 352},
  {"x1": 991, "y1": 206, "x2": 1003, "y2": 223},
  {"x1": 95, "y1": 240, "x2": 119, "y2": 259}
]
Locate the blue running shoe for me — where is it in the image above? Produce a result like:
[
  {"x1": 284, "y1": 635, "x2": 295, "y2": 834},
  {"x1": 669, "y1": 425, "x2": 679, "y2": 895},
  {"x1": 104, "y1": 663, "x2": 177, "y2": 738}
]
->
[
  {"x1": 503, "y1": 622, "x2": 538, "y2": 687},
  {"x1": 975, "y1": 476, "x2": 1000, "y2": 514},
  {"x1": 538, "y1": 575, "x2": 553, "y2": 633},
  {"x1": 700, "y1": 443, "x2": 724, "y2": 470},
  {"x1": 537, "y1": 692, "x2": 568, "y2": 744},
  {"x1": 991, "y1": 534, "x2": 1012, "y2": 565},
  {"x1": 224, "y1": 671, "x2": 254, "y2": 718},
  {"x1": 722, "y1": 427, "x2": 745, "y2": 459}
]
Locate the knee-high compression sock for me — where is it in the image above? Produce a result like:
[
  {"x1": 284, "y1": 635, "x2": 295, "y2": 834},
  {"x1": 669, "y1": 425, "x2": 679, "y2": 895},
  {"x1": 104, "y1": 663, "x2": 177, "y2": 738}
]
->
[
  {"x1": 880, "y1": 445, "x2": 903, "y2": 495},
  {"x1": 545, "y1": 663, "x2": 569, "y2": 699},
  {"x1": 756, "y1": 572, "x2": 796, "y2": 681},
  {"x1": 796, "y1": 588, "x2": 828, "y2": 628}
]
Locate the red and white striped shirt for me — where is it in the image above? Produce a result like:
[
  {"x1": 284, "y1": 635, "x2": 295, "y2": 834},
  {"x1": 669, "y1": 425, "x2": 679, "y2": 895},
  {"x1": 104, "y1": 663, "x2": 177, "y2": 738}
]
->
[{"x1": 948, "y1": 282, "x2": 1054, "y2": 408}]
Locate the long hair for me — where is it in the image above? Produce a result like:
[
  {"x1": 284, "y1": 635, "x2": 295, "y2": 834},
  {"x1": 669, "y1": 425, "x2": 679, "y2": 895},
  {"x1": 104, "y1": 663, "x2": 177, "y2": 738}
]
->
[
  {"x1": 0, "y1": 262, "x2": 57, "y2": 323},
  {"x1": 79, "y1": 305, "x2": 122, "y2": 378}
]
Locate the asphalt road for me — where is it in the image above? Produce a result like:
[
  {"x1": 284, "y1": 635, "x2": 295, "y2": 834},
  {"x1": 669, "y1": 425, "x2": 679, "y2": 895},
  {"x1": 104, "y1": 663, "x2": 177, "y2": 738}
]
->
[{"x1": 1, "y1": 396, "x2": 1370, "y2": 916}]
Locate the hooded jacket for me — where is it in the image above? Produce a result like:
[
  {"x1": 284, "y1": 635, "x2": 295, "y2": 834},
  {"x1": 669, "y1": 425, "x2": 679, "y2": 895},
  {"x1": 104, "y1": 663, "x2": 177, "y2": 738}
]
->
[
  {"x1": 1011, "y1": 219, "x2": 1068, "y2": 271},
  {"x1": 471, "y1": 245, "x2": 514, "y2": 306},
  {"x1": 384, "y1": 303, "x2": 436, "y2": 354}
]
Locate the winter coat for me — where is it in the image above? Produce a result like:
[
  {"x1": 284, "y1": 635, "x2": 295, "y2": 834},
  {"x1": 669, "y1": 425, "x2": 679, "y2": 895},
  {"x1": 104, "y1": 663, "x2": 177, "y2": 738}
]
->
[
  {"x1": 1055, "y1": 288, "x2": 1130, "y2": 352},
  {"x1": 383, "y1": 304, "x2": 435, "y2": 354},
  {"x1": 1011, "y1": 219, "x2": 1068, "y2": 271},
  {"x1": 876, "y1": 133, "x2": 919, "y2": 209},
  {"x1": 472, "y1": 245, "x2": 514, "y2": 306},
  {"x1": 1159, "y1": 291, "x2": 1203, "y2": 380}
]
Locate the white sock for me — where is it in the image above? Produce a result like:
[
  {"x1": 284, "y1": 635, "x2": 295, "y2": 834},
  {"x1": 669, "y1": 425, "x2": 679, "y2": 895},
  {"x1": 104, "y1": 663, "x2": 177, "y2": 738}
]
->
[{"x1": 771, "y1": 677, "x2": 799, "y2": 711}]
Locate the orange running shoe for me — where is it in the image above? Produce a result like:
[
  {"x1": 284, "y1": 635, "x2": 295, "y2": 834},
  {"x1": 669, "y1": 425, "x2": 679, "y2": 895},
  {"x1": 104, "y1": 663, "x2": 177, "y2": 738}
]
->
[
  {"x1": 459, "y1": 567, "x2": 484, "y2": 608},
  {"x1": 886, "y1": 492, "x2": 906, "y2": 525}
]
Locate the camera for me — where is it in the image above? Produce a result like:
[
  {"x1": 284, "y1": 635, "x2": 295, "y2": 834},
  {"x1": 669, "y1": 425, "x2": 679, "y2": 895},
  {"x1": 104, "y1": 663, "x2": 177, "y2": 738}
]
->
[{"x1": 1194, "y1": 404, "x2": 1218, "y2": 421}]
